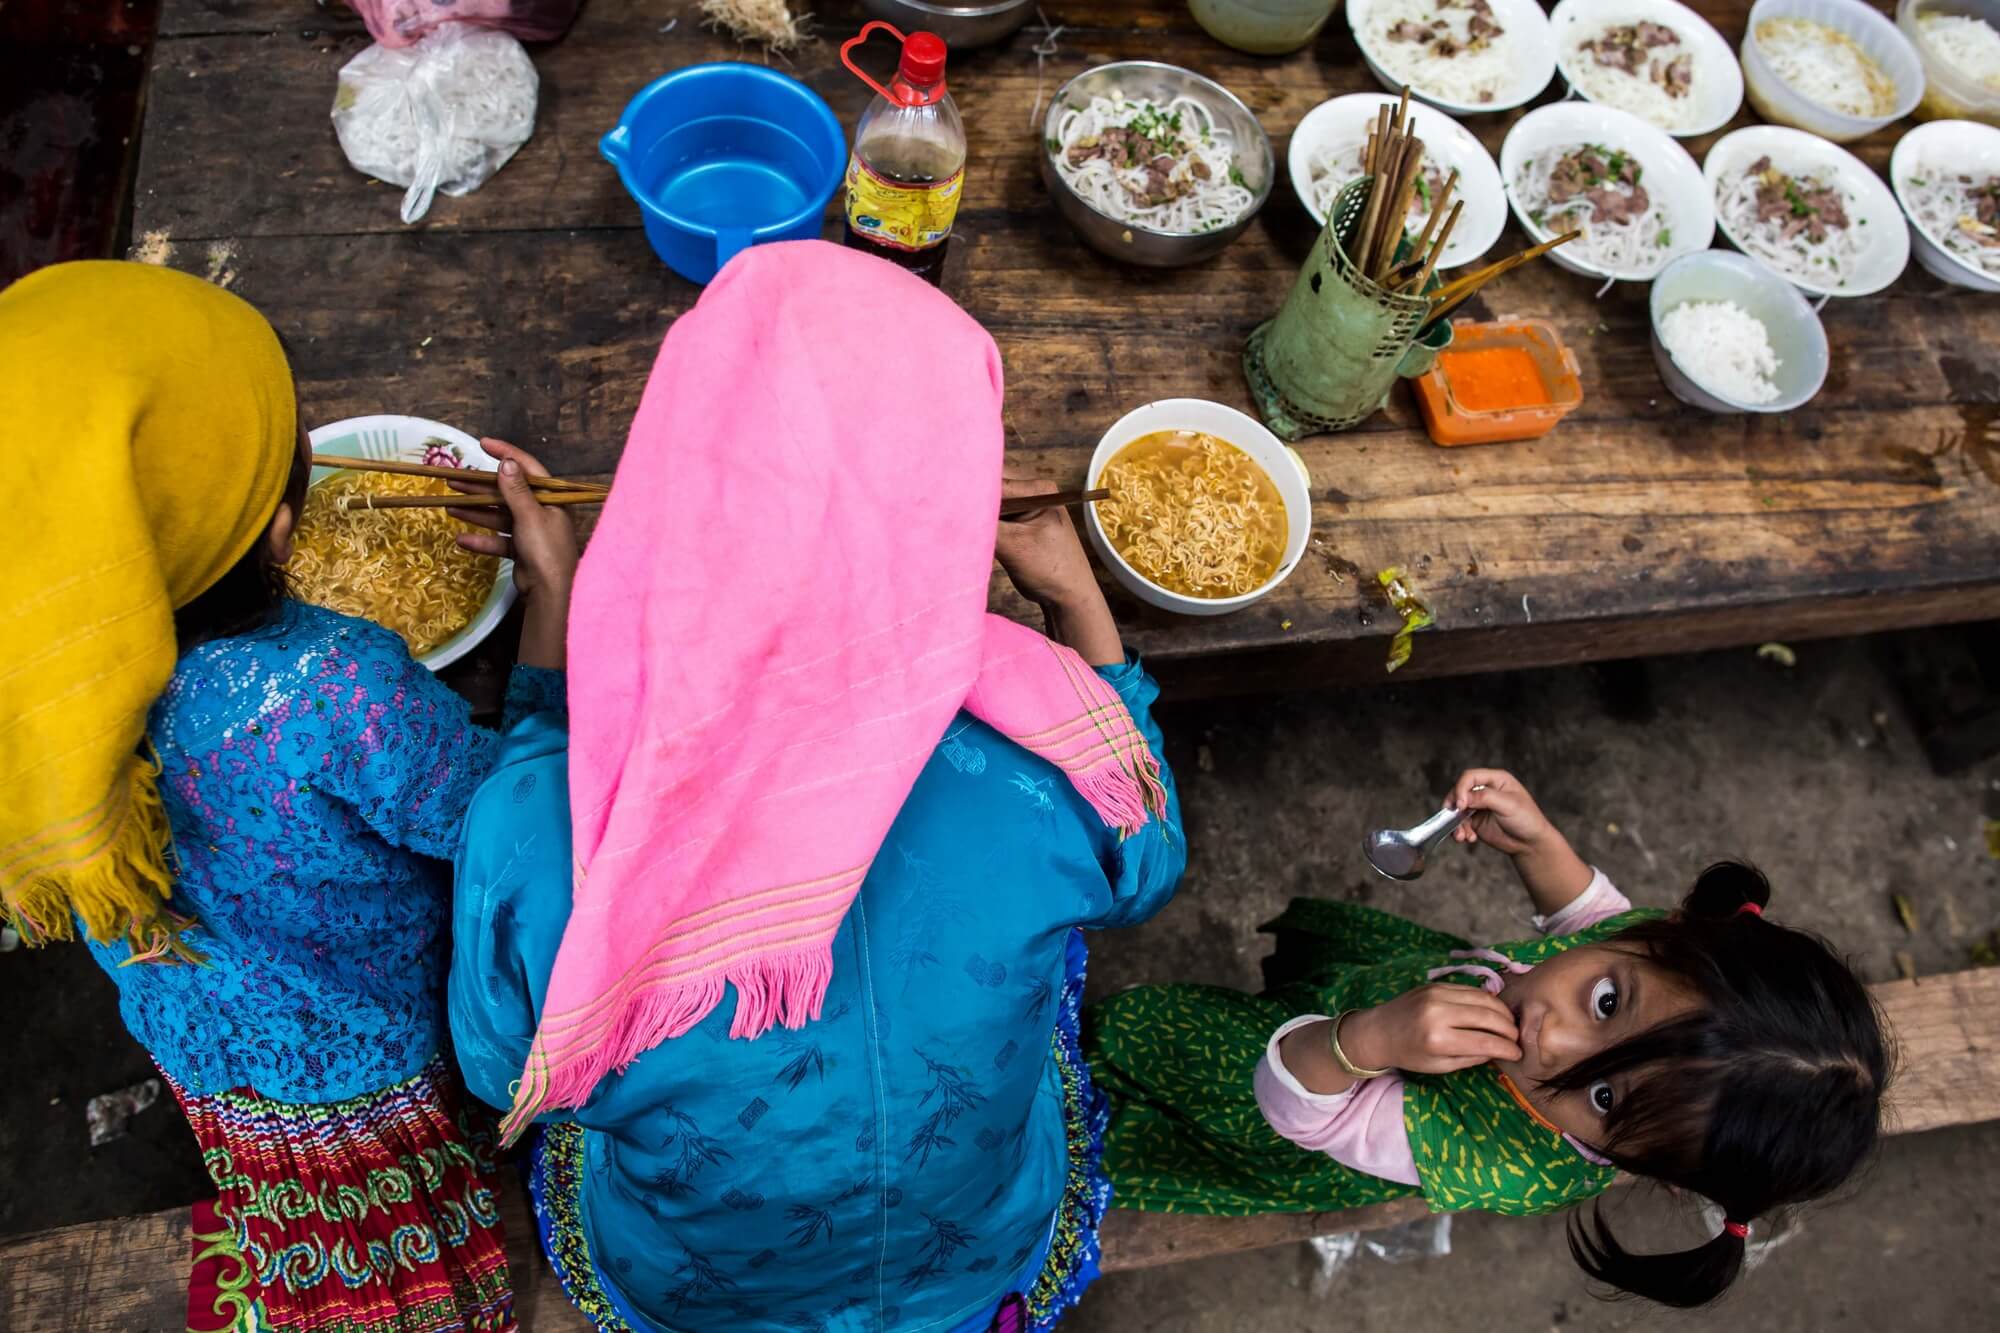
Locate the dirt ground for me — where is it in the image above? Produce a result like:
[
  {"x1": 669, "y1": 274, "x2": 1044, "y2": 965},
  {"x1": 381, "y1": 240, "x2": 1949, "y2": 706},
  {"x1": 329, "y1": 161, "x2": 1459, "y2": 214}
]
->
[{"x1": 5, "y1": 631, "x2": 1998, "y2": 1329}]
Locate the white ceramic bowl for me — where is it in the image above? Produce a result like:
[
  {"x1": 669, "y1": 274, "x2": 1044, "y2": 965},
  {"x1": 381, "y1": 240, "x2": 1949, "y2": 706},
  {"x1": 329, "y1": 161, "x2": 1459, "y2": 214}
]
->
[
  {"x1": 304, "y1": 415, "x2": 517, "y2": 672},
  {"x1": 1740, "y1": 0, "x2": 1926, "y2": 143},
  {"x1": 1287, "y1": 92, "x2": 1506, "y2": 268},
  {"x1": 1704, "y1": 125, "x2": 1909, "y2": 296},
  {"x1": 1900, "y1": 0, "x2": 2000, "y2": 127},
  {"x1": 1648, "y1": 251, "x2": 1831, "y2": 413},
  {"x1": 1550, "y1": 0, "x2": 1744, "y2": 137},
  {"x1": 1083, "y1": 399, "x2": 1312, "y2": 617},
  {"x1": 1891, "y1": 118, "x2": 2000, "y2": 291},
  {"x1": 1500, "y1": 102, "x2": 1715, "y2": 281},
  {"x1": 1347, "y1": 0, "x2": 1557, "y2": 115}
]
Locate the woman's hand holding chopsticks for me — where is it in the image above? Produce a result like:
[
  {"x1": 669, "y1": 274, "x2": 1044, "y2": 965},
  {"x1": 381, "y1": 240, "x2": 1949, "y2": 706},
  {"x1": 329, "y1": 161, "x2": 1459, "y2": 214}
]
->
[{"x1": 448, "y1": 438, "x2": 579, "y2": 670}]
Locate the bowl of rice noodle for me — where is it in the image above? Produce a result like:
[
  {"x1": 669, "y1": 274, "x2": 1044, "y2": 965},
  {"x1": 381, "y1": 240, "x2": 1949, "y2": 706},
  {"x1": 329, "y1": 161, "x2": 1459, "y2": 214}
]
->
[
  {"x1": 1900, "y1": 0, "x2": 2000, "y2": 125},
  {"x1": 1346, "y1": 0, "x2": 1557, "y2": 115},
  {"x1": 1287, "y1": 91, "x2": 1507, "y2": 268},
  {"x1": 1550, "y1": 0, "x2": 1743, "y2": 137},
  {"x1": 293, "y1": 416, "x2": 516, "y2": 671},
  {"x1": 1740, "y1": 0, "x2": 1926, "y2": 142},
  {"x1": 1042, "y1": 62, "x2": 1275, "y2": 267},
  {"x1": 1501, "y1": 101, "x2": 1714, "y2": 283},
  {"x1": 1892, "y1": 117, "x2": 2000, "y2": 290},
  {"x1": 1084, "y1": 399, "x2": 1312, "y2": 616},
  {"x1": 1704, "y1": 124, "x2": 1909, "y2": 296}
]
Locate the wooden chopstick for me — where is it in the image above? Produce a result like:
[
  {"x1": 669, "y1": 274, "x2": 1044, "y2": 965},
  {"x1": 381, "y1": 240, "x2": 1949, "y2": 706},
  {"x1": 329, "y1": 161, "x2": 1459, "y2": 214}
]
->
[
  {"x1": 310, "y1": 452, "x2": 608, "y2": 496},
  {"x1": 1373, "y1": 136, "x2": 1425, "y2": 282},
  {"x1": 1405, "y1": 199, "x2": 1461, "y2": 297},
  {"x1": 999, "y1": 488, "x2": 1111, "y2": 518},
  {"x1": 329, "y1": 491, "x2": 605, "y2": 510},
  {"x1": 1424, "y1": 229, "x2": 1583, "y2": 324},
  {"x1": 1400, "y1": 167, "x2": 1458, "y2": 285}
]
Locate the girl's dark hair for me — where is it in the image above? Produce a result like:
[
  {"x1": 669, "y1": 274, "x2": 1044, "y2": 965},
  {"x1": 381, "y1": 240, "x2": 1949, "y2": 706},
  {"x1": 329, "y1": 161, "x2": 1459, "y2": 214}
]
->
[
  {"x1": 172, "y1": 434, "x2": 310, "y2": 649},
  {"x1": 1543, "y1": 862, "x2": 1890, "y2": 1308}
]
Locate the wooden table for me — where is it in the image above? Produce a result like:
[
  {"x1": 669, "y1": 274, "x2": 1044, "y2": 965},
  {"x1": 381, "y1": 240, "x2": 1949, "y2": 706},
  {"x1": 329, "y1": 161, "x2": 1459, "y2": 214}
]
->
[{"x1": 133, "y1": 0, "x2": 2000, "y2": 695}]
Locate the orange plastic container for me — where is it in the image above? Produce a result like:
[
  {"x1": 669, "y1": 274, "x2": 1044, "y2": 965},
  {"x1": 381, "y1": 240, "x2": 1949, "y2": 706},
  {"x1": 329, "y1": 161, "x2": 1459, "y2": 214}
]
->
[{"x1": 1412, "y1": 318, "x2": 1583, "y2": 446}]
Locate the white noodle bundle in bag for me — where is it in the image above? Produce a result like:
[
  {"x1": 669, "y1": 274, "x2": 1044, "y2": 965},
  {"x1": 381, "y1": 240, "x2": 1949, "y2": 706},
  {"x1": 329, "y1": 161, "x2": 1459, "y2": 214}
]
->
[{"x1": 332, "y1": 25, "x2": 538, "y2": 224}]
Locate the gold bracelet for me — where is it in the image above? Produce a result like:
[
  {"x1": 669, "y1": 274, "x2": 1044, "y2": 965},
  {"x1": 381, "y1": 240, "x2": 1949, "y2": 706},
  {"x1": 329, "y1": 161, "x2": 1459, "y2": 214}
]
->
[{"x1": 1329, "y1": 1010, "x2": 1392, "y2": 1080}]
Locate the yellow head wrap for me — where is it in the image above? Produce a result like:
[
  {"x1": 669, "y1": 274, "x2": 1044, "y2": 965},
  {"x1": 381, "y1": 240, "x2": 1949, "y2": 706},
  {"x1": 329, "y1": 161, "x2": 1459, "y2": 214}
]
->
[{"x1": 0, "y1": 261, "x2": 296, "y2": 961}]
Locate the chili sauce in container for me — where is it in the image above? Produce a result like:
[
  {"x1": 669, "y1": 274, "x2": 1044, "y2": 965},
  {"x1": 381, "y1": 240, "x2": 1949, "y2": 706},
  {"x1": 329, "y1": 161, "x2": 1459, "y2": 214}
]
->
[{"x1": 1412, "y1": 318, "x2": 1583, "y2": 446}]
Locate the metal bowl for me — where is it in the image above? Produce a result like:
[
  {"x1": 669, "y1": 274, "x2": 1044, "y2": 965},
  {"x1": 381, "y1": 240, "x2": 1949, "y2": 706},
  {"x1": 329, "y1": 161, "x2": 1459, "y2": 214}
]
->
[
  {"x1": 1040, "y1": 62, "x2": 1275, "y2": 267},
  {"x1": 859, "y1": 0, "x2": 1037, "y2": 49}
]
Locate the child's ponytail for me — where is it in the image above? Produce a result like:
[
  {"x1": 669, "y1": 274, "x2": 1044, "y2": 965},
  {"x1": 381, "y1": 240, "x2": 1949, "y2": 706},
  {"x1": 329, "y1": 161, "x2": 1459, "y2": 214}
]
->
[{"x1": 1542, "y1": 861, "x2": 1888, "y2": 1307}]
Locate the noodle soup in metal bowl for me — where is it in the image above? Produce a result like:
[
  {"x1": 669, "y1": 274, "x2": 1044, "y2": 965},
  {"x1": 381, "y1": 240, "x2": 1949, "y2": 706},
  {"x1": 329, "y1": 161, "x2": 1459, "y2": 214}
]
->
[
  {"x1": 298, "y1": 416, "x2": 517, "y2": 672},
  {"x1": 1084, "y1": 399, "x2": 1312, "y2": 617},
  {"x1": 1041, "y1": 62, "x2": 1275, "y2": 267}
]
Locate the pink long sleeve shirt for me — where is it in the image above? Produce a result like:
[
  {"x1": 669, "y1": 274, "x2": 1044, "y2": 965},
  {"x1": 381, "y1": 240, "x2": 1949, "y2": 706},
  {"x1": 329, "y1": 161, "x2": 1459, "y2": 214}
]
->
[{"x1": 1253, "y1": 870, "x2": 1632, "y2": 1184}]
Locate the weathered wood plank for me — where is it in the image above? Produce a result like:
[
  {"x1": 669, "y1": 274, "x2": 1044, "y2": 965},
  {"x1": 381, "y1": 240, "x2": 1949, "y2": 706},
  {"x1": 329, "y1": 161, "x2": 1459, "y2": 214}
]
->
[{"x1": 8, "y1": 968, "x2": 1991, "y2": 1312}]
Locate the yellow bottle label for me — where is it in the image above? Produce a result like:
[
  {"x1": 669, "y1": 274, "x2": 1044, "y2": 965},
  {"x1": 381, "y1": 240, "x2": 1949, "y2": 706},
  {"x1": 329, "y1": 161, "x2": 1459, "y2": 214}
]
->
[{"x1": 844, "y1": 155, "x2": 964, "y2": 252}]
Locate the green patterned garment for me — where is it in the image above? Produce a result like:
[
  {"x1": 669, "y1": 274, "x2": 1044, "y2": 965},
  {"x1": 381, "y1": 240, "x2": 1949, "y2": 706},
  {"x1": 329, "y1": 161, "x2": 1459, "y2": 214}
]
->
[{"x1": 1084, "y1": 899, "x2": 1657, "y2": 1217}]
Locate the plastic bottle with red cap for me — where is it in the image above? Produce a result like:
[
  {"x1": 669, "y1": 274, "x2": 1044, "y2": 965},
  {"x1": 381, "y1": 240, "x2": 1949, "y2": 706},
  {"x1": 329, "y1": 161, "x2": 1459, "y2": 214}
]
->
[{"x1": 838, "y1": 22, "x2": 967, "y2": 287}]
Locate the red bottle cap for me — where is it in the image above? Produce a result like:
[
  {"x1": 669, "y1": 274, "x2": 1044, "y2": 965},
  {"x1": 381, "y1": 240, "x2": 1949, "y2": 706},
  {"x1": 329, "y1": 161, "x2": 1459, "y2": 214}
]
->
[{"x1": 899, "y1": 31, "x2": 947, "y2": 87}]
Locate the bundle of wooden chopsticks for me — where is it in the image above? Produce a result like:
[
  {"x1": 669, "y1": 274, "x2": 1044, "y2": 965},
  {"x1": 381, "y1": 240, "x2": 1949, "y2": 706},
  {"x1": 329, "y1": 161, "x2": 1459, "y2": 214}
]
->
[
  {"x1": 310, "y1": 453, "x2": 1109, "y2": 518},
  {"x1": 1352, "y1": 89, "x2": 1584, "y2": 331},
  {"x1": 307, "y1": 453, "x2": 608, "y2": 508}
]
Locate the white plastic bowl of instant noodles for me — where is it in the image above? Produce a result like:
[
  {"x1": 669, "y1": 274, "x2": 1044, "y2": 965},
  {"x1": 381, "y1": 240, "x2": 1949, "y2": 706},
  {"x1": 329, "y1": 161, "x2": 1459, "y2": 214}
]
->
[
  {"x1": 1288, "y1": 92, "x2": 1507, "y2": 268},
  {"x1": 1347, "y1": 0, "x2": 1557, "y2": 115},
  {"x1": 1740, "y1": 0, "x2": 1926, "y2": 143},
  {"x1": 1551, "y1": 0, "x2": 1743, "y2": 137},
  {"x1": 1892, "y1": 118, "x2": 2000, "y2": 291},
  {"x1": 1083, "y1": 399, "x2": 1313, "y2": 617},
  {"x1": 304, "y1": 415, "x2": 517, "y2": 671},
  {"x1": 1705, "y1": 126, "x2": 1908, "y2": 297},
  {"x1": 1500, "y1": 102, "x2": 1714, "y2": 282}
]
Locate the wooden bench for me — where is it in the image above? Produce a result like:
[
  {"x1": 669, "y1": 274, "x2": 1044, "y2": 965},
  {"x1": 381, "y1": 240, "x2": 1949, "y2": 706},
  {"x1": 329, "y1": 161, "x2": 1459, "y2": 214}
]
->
[{"x1": 6, "y1": 967, "x2": 1992, "y2": 1328}]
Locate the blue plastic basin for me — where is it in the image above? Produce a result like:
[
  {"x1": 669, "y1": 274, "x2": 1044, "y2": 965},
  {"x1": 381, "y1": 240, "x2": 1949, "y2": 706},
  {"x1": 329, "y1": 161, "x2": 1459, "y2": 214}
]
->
[{"x1": 602, "y1": 64, "x2": 847, "y2": 285}]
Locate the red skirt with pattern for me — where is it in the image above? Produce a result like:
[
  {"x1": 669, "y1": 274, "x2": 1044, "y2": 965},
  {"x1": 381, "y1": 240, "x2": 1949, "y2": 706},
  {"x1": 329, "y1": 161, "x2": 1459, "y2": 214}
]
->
[{"x1": 168, "y1": 1055, "x2": 516, "y2": 1333}]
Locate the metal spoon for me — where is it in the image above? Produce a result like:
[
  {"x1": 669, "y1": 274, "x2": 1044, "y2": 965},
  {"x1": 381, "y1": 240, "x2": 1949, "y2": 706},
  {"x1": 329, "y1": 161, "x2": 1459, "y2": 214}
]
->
[{"x1": 1363, "y1": 804, "x2": 1470, "y2": 881}]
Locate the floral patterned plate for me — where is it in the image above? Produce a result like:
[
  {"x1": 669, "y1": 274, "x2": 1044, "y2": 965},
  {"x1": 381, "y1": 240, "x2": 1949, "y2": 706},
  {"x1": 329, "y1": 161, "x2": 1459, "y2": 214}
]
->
[{"x1": 304, "y1": 415, "x2": 518, "y2": 673}]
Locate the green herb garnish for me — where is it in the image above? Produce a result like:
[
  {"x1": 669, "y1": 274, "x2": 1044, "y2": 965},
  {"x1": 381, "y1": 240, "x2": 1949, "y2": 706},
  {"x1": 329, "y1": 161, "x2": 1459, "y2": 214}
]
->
[{"x1": 1229, "y1": 163, "x2": 1248, "y2": 190}]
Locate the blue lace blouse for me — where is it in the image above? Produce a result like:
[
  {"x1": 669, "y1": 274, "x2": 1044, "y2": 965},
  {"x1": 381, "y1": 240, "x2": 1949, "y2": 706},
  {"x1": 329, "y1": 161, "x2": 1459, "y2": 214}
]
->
[{"x1": 84, "y1": 600, "x2": 564, "y2": 1104}]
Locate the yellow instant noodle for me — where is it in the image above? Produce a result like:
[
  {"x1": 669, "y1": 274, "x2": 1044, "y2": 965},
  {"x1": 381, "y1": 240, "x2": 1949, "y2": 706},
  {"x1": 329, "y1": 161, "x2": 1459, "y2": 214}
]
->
[
  {"x1": 1094, "y1": 430, "x2": 1287, "y2": 599},
  {"x1": 287, "y1": 470, "x2": 499, "y2": 657}
]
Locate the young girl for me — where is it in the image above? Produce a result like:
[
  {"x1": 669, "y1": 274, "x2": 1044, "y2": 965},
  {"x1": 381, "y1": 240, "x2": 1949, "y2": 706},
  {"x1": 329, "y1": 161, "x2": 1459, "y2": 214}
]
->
[
  {"x1": 1087, "y1": 767, "x2": 1889, "y2": 1308},
  {"x1": 0, "y1": 260, "x2": 578, "y2": 1332}
]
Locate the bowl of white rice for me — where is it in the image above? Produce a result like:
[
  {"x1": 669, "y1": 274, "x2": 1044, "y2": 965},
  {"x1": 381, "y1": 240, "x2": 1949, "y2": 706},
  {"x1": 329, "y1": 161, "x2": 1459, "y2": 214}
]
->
[
  {"x1": 1741, "y1": 0, "x2": 1926, "y2": 142},
  {"x1": 1552, "y1": 0, "x2": 1743, "y2": 137},
  {"x1": 1648, "y1": 251, "x2": 1830, "y2": 413},
  {"x1": 1704, "y1": 125, "x2": 1909, "y2": 296},
  {"x1": 1900, "y1": 0, "x2": 2000, "y2": 126},
  {"x1": 1347, "y1": 0, "x2": 1557, "y2": 115},
  {"x1": 1891, "y1": 117, "x2": 2000, "y2": 290},
  {"x1": 1287, "y1": 92, "x2": 1507, "y2": 268},
  {"x1": 1501, "y1": 101, "x2": 1715, "y2": 282}
]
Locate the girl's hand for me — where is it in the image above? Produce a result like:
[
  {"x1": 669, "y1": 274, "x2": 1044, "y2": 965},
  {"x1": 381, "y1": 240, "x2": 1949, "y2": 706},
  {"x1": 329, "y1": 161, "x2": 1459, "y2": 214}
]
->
[
  {"x1": 1447, "y1": 768, "x2": 1555, "y2": 857},
  {"x1": 448, "y1": 438, "x2": 580, "y2": 602},
  {"x1": 994, "y1": 477, "x2": 1124, "y2": 667},
  {"x1": 1342, "y1": 984, "x2": 1524, "y2": 1074}
]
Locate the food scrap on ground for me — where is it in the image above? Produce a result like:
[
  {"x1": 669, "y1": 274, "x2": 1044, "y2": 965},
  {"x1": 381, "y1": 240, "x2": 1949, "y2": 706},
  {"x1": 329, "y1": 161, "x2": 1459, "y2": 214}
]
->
[
  {"x1": 1377, "y1": 566, "x2": 1435, "y2": 674},
  {"x1": 1892, "y1": 891, "x2": 1919, "y2": 935},
  {"x1": 1757, "y1": 642, "x2": 1797, "y2": 667},
  {"x1": 701, "y1": 0, "x2": 810, "y2": 53}
]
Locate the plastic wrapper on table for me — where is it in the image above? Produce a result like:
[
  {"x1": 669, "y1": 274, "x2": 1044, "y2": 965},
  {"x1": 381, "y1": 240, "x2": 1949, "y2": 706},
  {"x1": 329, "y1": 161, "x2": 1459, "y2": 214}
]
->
[
  {"x1": 1308, "y1": 1214, "x2": 1454, "y2": 1292},
  {"x1": 332, "y1": 26, "x2": 539, "y2": 225},
  {"x1": 343, "y1": 0, "x2": 581, "y2": 48},
  {"x1": 86, "y1": 1077, "x2": 161, "y2": 1146}
]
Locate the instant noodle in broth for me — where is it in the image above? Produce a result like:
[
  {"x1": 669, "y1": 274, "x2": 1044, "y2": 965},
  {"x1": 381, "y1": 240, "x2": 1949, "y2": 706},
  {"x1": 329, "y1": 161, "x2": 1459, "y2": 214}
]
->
[{"x1": 1094, "y1": 430, "x2": 1288, "y2": 599}]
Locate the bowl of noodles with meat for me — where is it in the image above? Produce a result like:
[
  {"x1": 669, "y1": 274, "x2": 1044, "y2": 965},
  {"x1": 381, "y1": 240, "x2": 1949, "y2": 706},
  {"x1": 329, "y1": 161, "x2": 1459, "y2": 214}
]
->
[
  {"x1": 1501, "y1": 101, "x2": 1714, "y2": 282},
  {"x1": 1892, "y1": 117, "x2": 2000, "y2": 291},
  {"x1": 292, "y1": 415, "x2": 515, "y2": 671},
  {"x1": 1551, "y1": 0, "x2": 1743, "y2": 137},
  {"x1": 1347, "y1": 0, "x2": 1557, "y2": 115},
  {"x1": 1705, "y1": 125, "x2": 1908, "y2": 297},
  {"x1": 1083, "y1": 399, "x2": 1312, "y2": 617},
  {"x1": 1042, "y1": 61, "x2": 1275, "y2": 266}
]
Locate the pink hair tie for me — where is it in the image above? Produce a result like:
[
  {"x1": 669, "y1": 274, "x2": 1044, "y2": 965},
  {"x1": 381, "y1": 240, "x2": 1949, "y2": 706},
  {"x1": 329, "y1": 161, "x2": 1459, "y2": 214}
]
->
[
  {"x1": 1736, "y1": 903, "x2": 1763, "y2": 918},
  {"x1": 1722, "y1": 1220, "x2": 1750, "y2": 1239}
]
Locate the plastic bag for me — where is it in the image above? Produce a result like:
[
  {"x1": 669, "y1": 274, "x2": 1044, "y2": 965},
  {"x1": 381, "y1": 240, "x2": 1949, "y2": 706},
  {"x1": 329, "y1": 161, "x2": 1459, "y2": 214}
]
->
[
  {"x1": 344, "y1": 0, "x2": 581, "y2": 48},
  {"x1": 1309, "y1": 1215, "x2": 1453, "y2": 1293},
  {"x1": 332, "y1": 25, "x2": 539, "y2": 224}
]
